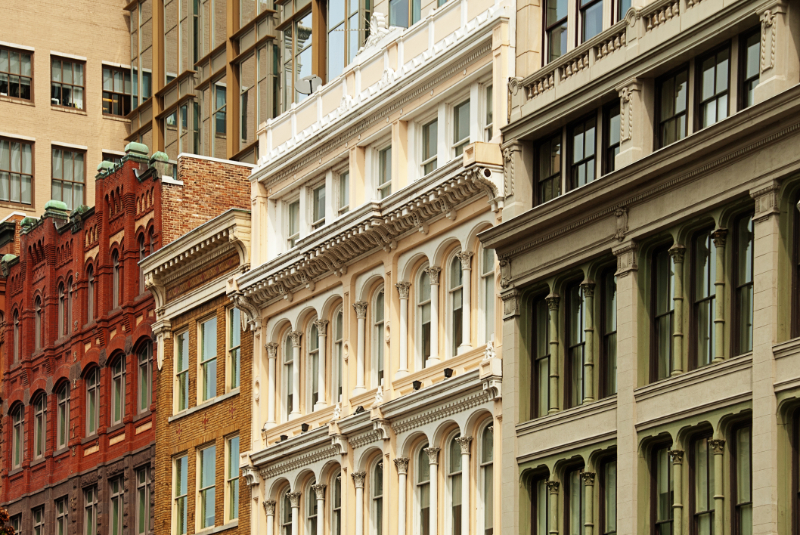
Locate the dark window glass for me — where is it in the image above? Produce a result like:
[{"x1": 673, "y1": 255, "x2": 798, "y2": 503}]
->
[
  {"x1": 103, "y1": 66, "x2": 132, "y2": 116},
  {"x1": 616, "y1": 0, "x2": 631, "y2": 22},
  {"x1": 566, "y1": 283, "x2": 585, "y2": 408},
  {"x1": 652, "y1": 249, "x2": 674, "y2": 382},
  {"x1": 0, "y1": 138, "x2": 33, "y2": 205},
  {"x1": 545, "y1": 0, "x2": 568, "y2": 63},
  {"x1": 0, "y1": 46, "x2": 32, "y2": 100},
  {"x1": 51, "y1": 57, "x2": 85, "y2": 109},
  {"x1": 527, "y1": 476, "x2": 548, "y2": 535},
  {"x1": 580, "y1": 0, "x2": 603, "y2": 42},
  {"x1": 652, "y1": 445, "x2": 674, "y2": 535},
  {"x1": 740, "y1": 29, "x2": 760, "y2": 110},
  {"x1": 52, "y1": 147, "x2": 85, "y2": 211},
  {"x1": 733, "y1": 426, "x2": 752, "y2": 535},
  {"x1": 604, "y1": 103, "x2": 620, "y2": 174},
  {"x1": 601, "y1": 269, "x2": 617, "y2": 397},
  {"x1": 538, "y1": 133, "x2": 562, "y2": 205},
  {"x1": 697, "y1": 46, "x2": 730, "y2": 129},
  {"x1": 735, "y1": 214, "x2": 754, "y2": 354},
  {"x1": 692, "y1": 436, "x2": 714, "y2": 535},
  {"x1": 601, "y1": 459, "x2": 617, "y2": 535},
  {"x1": 566, "y1": 468, "x2": 585, "y2": 535},
  {"x1": 532, "y1": 297, "x2": 550, "y2": 418},
  {"x1": 570, "y1": 115, "x2": 596, "y2": 190},
  {"x1": 692, "y1": 231, "x2": 716, "y2": 369},
  {"x1": 657, "y1": 67, "x2": 689, "y2": 148}
]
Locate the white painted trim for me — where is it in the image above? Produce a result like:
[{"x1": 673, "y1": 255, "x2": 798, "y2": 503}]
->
[
  {"x1": 102, "y1": 61, "x2": 132, "y2": 70},
  {"x1": 162, "y1": 176, "x2": 184, "y2": 185},
  {"x1": 50, "y1": 51, "x2": 87, "y2": 62},
  {"x1": 0, "y1": 132, "x2": 35, "y2": 142},
  {"x1": 51, "y1": 141, "x2": 89, "y2": 151},
  {"x1": 0, "y1": 212, "x2": 27, "y2": 223},
  {"x1": 103, "y1": 149, "x2": 126, "y2": 156},
  {"x1": 0, "y1": 41, "x2": 34, "y2": 52},
  {"x1": 176, "y1": 152, "x2": 255, "y2": 168}
]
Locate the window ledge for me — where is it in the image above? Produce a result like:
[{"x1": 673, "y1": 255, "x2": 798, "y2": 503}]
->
[
  {"x1": 107, "y1": 422, "x2": 125, "y2": 434},
  {"x1": 773, "y1": 337, "x2": 800, "y2": 360},
  {"x1": 103, "y1": 113, "x2": 131, "y2": 123},
  {"x1": 515, "y1": 395, "x2": 618, "y2": 438},
  {"x1": 0, "y1": 96, "x2": 34, "y2": 107},
  {"x1": 168, "y1": 388, "x2": 240, "y2": 423},
  {"x1": 8, "y1": 467, "x2": 23, "y2": 477},
  {"x1": 134, "y1": 409, "x2": 152, "y2": 423},
  {"x1": 53, "y1": 446, "x2": 70, "y2": 458},
  {"x1": 196, "y1": 520, "x2": 238, "y2": 535},
  {"x1": 81, "y1": 434, "x2": 99, "y2": 445},
  {"x1": 52, "y1": 105, "x2": 87, "y2": 116}
]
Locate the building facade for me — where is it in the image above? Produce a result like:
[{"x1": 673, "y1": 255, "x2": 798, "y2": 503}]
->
[
  {"x1": 143, "y1": 208, "x2": 254, "y2": 535},
  {"x1": 224, "y1": 0, "x2": 514, "y2": 533},
  {"x1": 480, "y1": 1, "x2": 800, "y2": 535}
]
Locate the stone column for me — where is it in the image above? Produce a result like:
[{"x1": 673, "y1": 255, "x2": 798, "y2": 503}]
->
[
  {"x1": 614, "y1": 79, "x2": 653, "y2": 169},
  {"x1": 457, "y1": 252, "x2": 474, "y2": 354},
  {"x1": 612, "y1": 241, "x2": 639, "y2": 535},
  {"x1": 289, "y1": 331, "x2": 302, "y2": 419},
  {"x1": 581, "y1": 472, "x2": 595, "y2": 535},
  {"x1": 668, "y1": 450, "x2": 684, "y2": 535},
  {"x1": 264, "y1": 499, "x2": 276, "y2": 535},
  {"x1": 547, "y1": 481, "x2": 559, "y2": 535},
  {"x1": 456, "y1": 436, "x2": 473, "y2": 535},
  {"x1": 754, "y1": 2, "x2": 800, "y2": 104},
  {"x1": 288, "y1": 492, "x2": 302, "y2": 535},
  {"x1": 668, "y1": 245, "x2": 686, "y2": 376},
  {"x1": 425, "y1": 447, "x2": 441, "y2": 535},
  {"x1": 425, "y1": 267, "x2": 442, "y2": 365},
  {"x1": 712, "y1": 230, "x2": 727, "y2": 363},
  {"x1": 266, "y1": 343, "x2": 278, "y2": 426},
  {"x1": 353, "y1": 472, "x2": 367, "y2": 535},
  {"x1": 395, "y1": 458, "x2": 410, "y2": 535},
  {"x1": 396, "y1": 283, "x2": 411, "y2": 377},
  {"x1": 546, "y1": 295, "x2": 560, "y2": 414},
  {"x1": 312, "y1": 484, "x2": 326, "y2": 535},
  {"x1": 353, "y1": 302, "x2": 368, "y2": 394},
  {"x1": 500, "y1": 287, "x2": 522, "y2": 535},
  {"x1": 581, "y1": 281, "x2": 596, "y2": 403},
  {"x1": 709, "y1": 439, "x2": 725, "y2": 535},
  {"x1": 313, "y1": 320, "x2": 329, "y2": 410}
]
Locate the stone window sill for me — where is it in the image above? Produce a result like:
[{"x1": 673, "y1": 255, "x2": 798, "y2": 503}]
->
[
  {"x1": 0, "y1": 95, "x2": 34, "y2": 106},
  {"x1": 103, "y1": 113, "x2": 131, "y2": 123},
  {"x1": 197, "y1": 520, "x2": 238, "y2": 535},
  {"x1": 52, "y1": 105, "x2": 87, "y2": 116},
  {"x1": 168, "y1": 388, "x2": 239, "y2": 423}
]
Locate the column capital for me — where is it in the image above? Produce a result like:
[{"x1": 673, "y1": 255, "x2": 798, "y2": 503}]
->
[
  {"x1": 711, "y1": 229, "x2": 728, "y2": 248},
  {"x1": 263, "y1": 499, "x2": 276, "y2": 516},
  {"x1": 353, "y1": 301, "x2": 369, "y2": 319},
  {"x1": 456, "y1": 251, "x2": 474, "y2": 270},
  {"x1": 668, "y1": 244, "x2": 686, "y2": 263},
  {"x1": 580, "y1": 472, "x2": 596, "y2": 485},
  {"x1": 396, "y1": 282, "x2": 412, "y2": 300},
  {"x1": 311, "y1": 484, "x2": 327, "y2": 500},
  {"x1": 352, "y1": 471, "x2": 367, "y2": 488},
  {"x1": 613, "y1": 240, "x2": 638, "y2": 277},
  {"x1": 394, "y1": 457, "x2": 410, "y2": 475},
  {"x1": 709, "y1": 439, "x2": 725, "y2": 455},
  {"x1": 668, "y1": 449, "x2": 684, "y2": 465},
  {"x1": 546, "y1": 294, "x2": 560, "y2": 311},
  {"x1": 289, "y1": 331, "x2": 302, "y2": 347},
  {"x1": 424, "y1": 266, "x2": 442, "y2": 285},
  {"x1": 580, "y1": 280, "x2": 596, "y2": 297},
  {"x1": 455, "y1": 436, "x2": 473, "y2": 455},
  {"x1": 546, "y1": 481, "x2": 559, "y2": 494},
  {"x1": 501, "y1": 288, "x2": 521, "y2": 319},
  {"x1": 266, "y1": 342, "x2": 279, "y2": 359},
  {"x1": 313, "y1": 319, "x2": 329, "y2": 335},
  {"x1": 751, "y1": 180, "x2": 781, "y2": 221},
  {"x1": 424, "y1": 447, "x2": 441, "y2": 465},
  {"x1": 287, "y1": 492, "x2": 302, "y2": 508}
]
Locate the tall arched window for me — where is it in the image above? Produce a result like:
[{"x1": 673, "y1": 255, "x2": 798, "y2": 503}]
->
[
  {"x1": 139, "y1": 235, "x2": 146, "y2": 294},
  {"x1": 417, "y1": 444, "x2": 431, "y2": 535},
  {"x1": 372, "y1": 460, "x2": 384, "y2": 535},
  {"x1": 112, "y1": 250, "x2": 121, "y2": 308},
  {"x1": 480, "y1": 247, "x2": 495, "y2": 345},
  {"x1": 58, "y1": 283, "x2": 66, "y2": 336},
  {"x1": 138, "y1": 342, "x2": 153, "y2": 413},
  {"x1": 11, "y1": 405, "x2": 23, "y2": 468},
  {"x1": 333, "y1": 309, "x2": 344, "y2": 403},
  {"x1": 307, "y1": 479, "x2": 318, "y2": 535},
  {"x1": 284, "y1": 335, "x2": 294, "y2": 419},
  {"x1": 111, "y1": 356, "x2": 126, "y2": 425},
  {"x1": 566, "y1": 282, "x2": 585, "y2": 409},
  {"x1": 331, "y1": 470, "x2": 342, "y2": 535},
  {"x1": 57, "y1": 383, "x2": 70, "y2": 449},
  {"x1": 479, "y1": 424, "x2": 494, "y2": 535},
  {"x1": 281, "y1": 490, "x2": 292, "y2": 535},
  {"x1": 448, "y1": 433, "x2": 463, "y2": 535},
  {"x1": 87, "y1": 265, "x2": 95, "y2": 322},
  {"x1": 33, "y1": 393, "x2": 46, "y2": 459},
  {"x1": 13, "y1": 310, "x2": 19, "y2": 363},
  {"x1": 373, "y1": 288, "x2": 385, "y2": 387},
  {"x1": 86, "y1": 368, "x2": 100, "y2": 436},
  {"x1": 449, "y1": 255, "x2": 463, "y2": 358},
  {"x1": 66, "y1": 276, "x2": 73, "y2": 335},
  {"x1": 34, "y1": 297, "x2": 42, "y2": 350},
  {"x1": 309, "y1": 321, "x2": 320, "y2": 408},
  {"x1": 418, "y1": 267, "x2": 432, "y2": 368}
]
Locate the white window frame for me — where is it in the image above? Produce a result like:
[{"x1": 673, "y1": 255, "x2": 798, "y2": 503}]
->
[
  {"x1": 310, "y1": 180, "x2": 327, "y2": 231},
  {"x1": 198, "y1": 314, "x2": 218, "y2": 403},
  {"x1": 282, "y1": 334, "x2": 295, "y2": 421},
  {"x1": 197, "y1": 444, "x2": 217, "y2": 530},
  {"x1": 446, "y1": 249, "x2": 464, "y2": 359},
  {"x1": 285, "y1": 195, "x2": 301, "y2": 250},
  {"x1": 174, "y1": 330, "x2": 190, "y2": 414},
  {"x1": 332, "y1": 307, "x2": 344, "y2": 404},
  {"x1": 451, "y1": 98, "x2": 471, "y2": 157},
  {"x1": 173, "y1": 455, "x2": 188, "y2": 535},
  {"x1": 415, "y1": 442, "x2": 431, "y2": 535},
  {"x1": 225, "y1": 435, "x2": 240, "y2": 522},
  {"x1": 367, "y1": 137, "x2": 392, "y2": 201},
  {"x1": 138, "y1": 342, "x2": 153, "y2": 413},
  {"x1": 86, "y1": 368, "x2": 99, "y2": 436},
  {"x1": 336, "y1": 167, "x2": 350, "y2": 216},
  {"x1": 444, "y1": 431, "x2": 463, "y2": 535},
  {"x1": 482, "y1": 83, "x2": 494, "y2": 142},
  {"x1": 280, "y1": 489, "x2": 293, "y2": 535},
  {"x1": 227, "y1": 307, "x2": 241, "y2": 392},
  {"x1": 307, "y1": 317, "x2": 320, "y2": 410},
  {"x1": 372, "y1": 286, "x2": 386, "y2": 389},
  {"x1": 307, "y1": 479, "x2": 319, "y2": 535},
  {"x1": 415, "y1": 263, "x2": 432, "y2": 371},
  {"x1": 478, "y1": 421, "x2": 494, "y2": 535},
  {"x1": 478, "y1": 244, "x2": 496, "y2": 346}
]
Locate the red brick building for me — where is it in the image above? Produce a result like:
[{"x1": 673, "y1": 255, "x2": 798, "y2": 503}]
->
[{"x1": 0, "y1": 143, "x2": 252, "y2": 535}]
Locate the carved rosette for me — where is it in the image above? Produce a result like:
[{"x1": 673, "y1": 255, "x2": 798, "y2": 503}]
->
[
  {"x1": 668, "y1": 450, "x2": 684, "y2": 465},
  {"x1": 394, "y1": 457, "x2": 410, "y2": 475},
  {"x1": 353, "y1": 301, "x2": 369, "y2": 319},
  {"x1": 313, "y1": 319, "x2": 329, "y2": 336},
  {"x1": 423, "y1": 447, "x2": 440, "y2": 465},
  {"x1": 311, "y1": 484, "x2": 327, "y2": 500},
  {"x1": 289, "y1": 330, "x2": 302, "y2": 347},
  {"x1": 396, "y1": 282, "x2": 411, "y2": 300},
  {"x1": 455, "y1": 436, "x2": 473, "y2": 456},
  {"x1": 287, "y1": 492, "x2": 302, "y2": 508},
  {"x1": 709, "y1": 439, "x2": 725, "y2": 455},
  {"x1": 352, "y1": 471, "x2": 367, "y2": 488},
  {"x1": 581, "y1": 472, "x2": 596, "y2": 486},
  {"x1": 456, "y1": 251, "x2": 474, "y2": 271},
  {"x1": 266, "y1": 342, "x2": 279, "y2": 359},
  {"x1": 424, "y1": 266, "x2": 441, "y2": 285},
  {"x1": 264, "y1": 500, "x2": 277, "y2": 516}
]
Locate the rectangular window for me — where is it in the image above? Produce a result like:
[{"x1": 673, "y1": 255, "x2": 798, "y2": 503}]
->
[
  {"x1": 601, "y1": 460, "x2": 617, "y2": 535},
  {"x1": 0, "y1": 138, "x2": 33, "y2": 205},
  {"x1": 229, "y1": 308, "x2": 241, "y2": 390},
  {"x1": 378, "y1": 146, "x2": 392, "y2": 199},
  {"x1": 337, "y1": 171, "x2": 350, "y2": 215},
  {"x1": 103, "y1": 66, "x2": 132, "y2": 116},
  {"x1": 601, "y1": 269, "x2": 617, "y2": 397},
  {"x1": 11, "y1": 515, "x2": 21, "y2": 535},
  {"x1": 657, "y1": 67, "x2": 689, "y2": 149},
  {"x1": 692, "y1": 436, "x2": 714, "y2": 535},
  {"x1": 422, "y1": 119, "x2": 438, "y2": 175},
  {"x1": 604, "y1": 103, "x2": 620, "y2": 175},
  {"x1": 693, "y1": 230, "x2": 717, "y2": 369},
  {"x1": 697, "y1": 46, "x2": 730, "y2": 129},
  {"x1": 85, "y1": 486, "x2": 98, "y2": 535},
  {"x1": 111, "y1": 357, "x2": 125, "y2": 425},
  {"x1": 56, "y1": 496, "x2": 69, "y2": 535},
  {"x1": 652, "y1": 445, "x2": 673, "y2": 535},
  {"x1": 312, "y1": 184, "x2": 326, "y2": 230},
  {"x1": 419, "y1": 269, "x2": 432, "y2": 362},
  {"x1": 110, "y1": 476, "x2": 124, "y2": 535},
  {"x1": 566, "y1": 284, "x2": 585, "y2": 408},
  {"x1": 453, "y1": 100, "x2": 470, "y2": 156},
  {"x1": 176, "y1": 331, "x2": 189, "y2": 412},
  {"x1": 652, "y1": 248, "x2": 675, "y2": 382},
  {"x1": 136, "y1": 467, "x2": 150, "y2": 535},
  {"x1": 569, "y1": 115, "x2": 596, "y2": 191},
  {"x1": 200, "y1": 317, "x2": 218, "y2": 401},
  {"x1": 214, "y1": 82, "x2": 227, "y2": 136},
  {"x1": 174, "y1": 455, "x2": 188, "y2": 535},
  {"x1": 484, "y1": 85, "x2": 493, "y2": 142},
  {"x1": 199, "y1": 445, "x2": 217, "y2": 529},
  {"x1": 566, "y1": 469, "x2": 585, "y2": 535},
  {"x1": 735, "y1": 214, "x2": 754, "y2": 355},
  {"x1": 389, "y1": 0, "x2": 418, "y2": 29},
  {"x1": 0, "y1": 46, "x2": 33, "y2": 100},
  {"x1": 327, "y1": 0, "x2": 368, "y2": 79},
  {"x1": 52, "y1": 147, "x2": 85, "y2": 210},
  {"x1": 282, "y1": 12, "x2": 313, "y2": 109},
  {"x1": 532, "y1": 297, "x2": 550, "y2": 418},
  {"x1": 545, "y1": 0, "x2": 568, "y2": 63},
  {"x1": 287, "y1": 199, "x2": 300, "y2": 248},
  {"x1": 528, "y1": 477, "x2": 548, "y2": 535},
  {"x1": 537, "y1": 133, "x2": 562, "y2": 205},
  {"x1": 733, "y1": 426, "x2": 752, "y2": 535},
  {"x1": 227, "y1": 436, "x2": 240, "y2": 522},
  {"x1": 33, "y1": 506, "x2": 44, "y2": 535},
  {"x1": 51, "y1": 57, "x2": 85, "y2": 109},
  {"x1": 740, "y1": 29, "x2": 760, "y2": 110},
  {"x1": 580, "y1": 0, "x2": 603, "y2": 42}
]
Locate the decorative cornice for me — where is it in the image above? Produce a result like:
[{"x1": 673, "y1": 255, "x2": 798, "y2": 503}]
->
[
  {"x1": 391, "y1": 389, "x2": 493, "y2": 434},
  {"x1": 259, "y1": 445, "x2": 338, "y2": 480},
  {"x1": 348, "y1": 429, "x2": 380, "y2": 449}
]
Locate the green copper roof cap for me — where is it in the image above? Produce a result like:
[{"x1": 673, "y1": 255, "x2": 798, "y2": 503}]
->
[
  {"x1": 2, "y1": 254, "x2": 17, "y2": 263},
  {"x1": 125, "y1": 142, "x2": 149, "y2": 157},
  {"x1": 20, "y1": 217, "x2": 37, "y2": 227},
  {"x1": 150, "y1": 151, "x2": 169, "y2": 163},
  {"x1": 97, "y1": 161, "x2": 116, "y2": 172},
  {"x1": 45, "y1": 200, "x2": 69, "y2": 212}
]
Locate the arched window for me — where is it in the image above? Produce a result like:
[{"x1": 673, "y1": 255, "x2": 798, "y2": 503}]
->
[
  {"x1": 566, "y1": 282, "x2": 585, "y2": 409},
  {"x1": 33, "y1": 393, "x2": 46, "y2": 459},
  {"x1": 34, "y1": 297, "x2": 42, "y2": 350},
  {"x1": 479, "y1": 423, "x2": 494, "y2": 535},
  {"x1": 112, "y1": 250, "x2": 121, "y2": 308},
  {"x1": 480, "y1": 247, "x2": 495, "y2": 345},
  {"x1": 332, "y1": 308, "x2": 344, "y2": 403},
  {"x1": 13, "y1": 310, "x2": 19, "y2": 363},
  {"x1": 447, "y1": 433, "x2": 463, "y2": 535},
  {"x1": 373, "y1": 288, "x2": 385, "y2": 387},
  {"x1": 449, "y1": 255, "x2": 463, "y2": 357},
  {"x1": 372, "y1": 460, "x2": 384, "y2": 535},
  {"x1": 284, "y1": 335, "x2": 294, "y2": 419},
  {"x1": 66, "y1": 276, "x2": 73, "y2": 335},
  {"x1": 138, "y1": 341, "x2": 153, "y2": 413},
  {"x1": 565, "y1": 464, "x2": 586, "y2": 535},
  {"x1": 11, "y1": 405, "x2": 23, "y2": 468},
  {"x1": 86, "y1": 368, "x2": 100, "y2": 436},
  {"x1": 58, "y1": 282, "x2": 66, "y2": 336},
  {"x1": 417, "y1": 444, "x2": 431, "y2": 535},
  {"x1": 57, "y1": 383, "x2": 70, "y2": 449},
  {"x1": 417, "y1": 266, "x2": 432, "y2": 369},
  {"x1": 331, "y1": 470, "x2": 342, "y2": 535},
  {"x1": 139, "y1": 234, "x2": 146, "y2": 294},
  {"x1": 111, "y1": 356, "x2": 126, "y2": 425},
  {"x1": 281, "y1": 490, "x2": 292, "y2": 535},
  {"x1": 307, "y1": 479, "x2": 318, "y2": 535},
  {"x1": 309, "y1": 321, "x2": 320, "y2": 408},
  {"x1": 87, "y1": 265, "x2": 95, "y2": 322}
]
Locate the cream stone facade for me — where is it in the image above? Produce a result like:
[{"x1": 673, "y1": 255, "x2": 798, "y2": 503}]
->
[
  {"x1": 482, "y1": 1, "x2": 800, "y2": 535},
  {"x1": 224, "y1": 0, "x2": 514, "y2": 533}
]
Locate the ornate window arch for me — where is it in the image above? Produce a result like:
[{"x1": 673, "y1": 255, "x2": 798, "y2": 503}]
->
[
  {"x1": 332, "y1": 306, "x2": 345, "y2": 404},
  {"x1": 56, "y1": 381, "x2": 70, "y2": 449},
  {"x1": 416, "y1": 263, "x2": 432, "y2": 371},
  {"x1": 372, "y1": 285, "x2": 386, "y2": 388},
  {"x1": 110, "y1": 354, "x2": 126, "y2": 425},
  {"x1": 447, "y1": 249, "x2": 464, "y2": 358},
  {"x1": 33, "y1": 392, "x2": 46, "y2": 459}
]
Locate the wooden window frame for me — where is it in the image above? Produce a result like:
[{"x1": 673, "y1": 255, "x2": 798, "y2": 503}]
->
[
  {"x1": 102, "y1": 65, "x2": 133, "y2": 117},
  {"x1": 0, "y1": 45, "x2": 33, "y2": 102},
  {"x1": 50, "y1": 56, "x2": 85, "y2": 110},
  {"x1": 688, "y1": 227, "x2": 716, "y2": 371},
  {"x1": 136, "y1": 466, "x2": 150, "y2": 535},
  {"x1": 694, "y1": 42, "x2": 731, "y2": 132},
  {"x1": 567, "y1": 112, "x2": 597, "y2": 192},
  {"x1": 84, "y1": 485, "x2": 98, "y2": 535},
  {"x1": 655, "y1": 64, "x2": 690, "y2": 150},
  {"x1": 57, "y1": 383, "x2": 70, "y2": 449},
  {"x1": 564, "y1": 464, "x2": 586, "y2": 535},
  {"x1": 535, "y1": 131, "x2": 563, "y2": 206},
  {"x1": 598, "y1": 455, "x2": 617, "y2": 535},
  {"x1": 732, "y1": 212, "x2": 755, "y2": 356}
]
